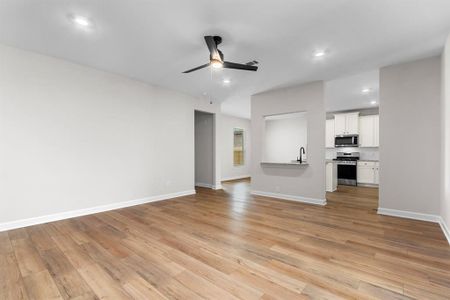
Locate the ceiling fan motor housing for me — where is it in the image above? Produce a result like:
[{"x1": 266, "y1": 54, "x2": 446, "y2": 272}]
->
[
  {"x1": 182, "y1": 35, "x2": 258, "y2": 73},
  {"x1": 213, "y1": 36, "x2": 222, "y2": 45}
]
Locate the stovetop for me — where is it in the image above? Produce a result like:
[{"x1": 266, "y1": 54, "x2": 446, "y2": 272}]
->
[{"x1": 334, "y1": 152, "x2": 360, "y2": 161}]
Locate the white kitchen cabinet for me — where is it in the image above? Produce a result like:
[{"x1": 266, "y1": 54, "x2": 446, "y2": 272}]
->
[
  {"x1": 357, "y1": 161, "x2": 379, "y2": 185},
  {"x1": 326, "y1": 162, "x2": 337, "y2": 192},
  {"x1": 326, "y1": 119, "x2": 335, "y2": 148},
  {"x1": 334, "y1": 114, "x2": 347, "y2": 136},
  {"x1": 346, "y1": 113, "x2": 359, "y2": 135},
  {"x1": 334, "y1": 112, "x2": 359, "y2": 135},
  {"x1": 374, "y1": 115, "x2": 379, "y2": 146},
  {"x1": 359, "y1": 115, "x2": 379, "y2": 147}
]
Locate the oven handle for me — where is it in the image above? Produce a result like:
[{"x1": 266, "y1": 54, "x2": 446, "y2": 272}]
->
[{"x1": 336, "y1": 162, "x2": 357, "y2": 166}]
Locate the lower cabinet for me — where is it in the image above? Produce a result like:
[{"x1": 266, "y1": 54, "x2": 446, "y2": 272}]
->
[
  {"x1": 357, "y1": 161, "x2": 379, "y2": 185},
  {"x1": 326, "y1": 162, "x2": 337, "y2": 192}
]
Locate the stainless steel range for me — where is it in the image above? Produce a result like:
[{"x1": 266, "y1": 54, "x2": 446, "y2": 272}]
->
[{"x1": 333, "y1": 152, "x2": 360, "y2": 186}]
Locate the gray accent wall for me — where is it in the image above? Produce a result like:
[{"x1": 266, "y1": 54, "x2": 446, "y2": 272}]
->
[
  {"x1": 251, "y1": 81, "x2": 326, "y2": 201},
  {"x1": 379, "y1": 56, "x2": 441, "y2": 215}
]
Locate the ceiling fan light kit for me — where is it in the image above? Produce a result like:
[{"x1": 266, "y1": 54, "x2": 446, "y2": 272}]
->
[
  {"x1": 210, "y1": 58, "x2": 223, "y2": 69},
  {"x1": 183, "y1": 35, "x2": 258, "y2": 73}
]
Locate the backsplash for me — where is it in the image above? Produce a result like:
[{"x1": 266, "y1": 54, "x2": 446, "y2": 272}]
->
[{"x1": 326, "y1": 147, "x2": 379, "y2": 161}]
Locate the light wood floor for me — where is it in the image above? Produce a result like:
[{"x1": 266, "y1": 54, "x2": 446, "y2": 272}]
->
[{"x1": 1, "y1": 180, "x2": 450, "y2": 299}]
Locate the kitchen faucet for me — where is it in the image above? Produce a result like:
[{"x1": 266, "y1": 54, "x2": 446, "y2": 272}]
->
[{"x1": 297, "y1": 147, "x2": 306, "y2": 163}]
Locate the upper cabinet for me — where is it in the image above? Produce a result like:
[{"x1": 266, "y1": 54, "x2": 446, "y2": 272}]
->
[
  {"x1": 359, "y1": 115, "x2": 379, "y2": 147},
  {"x1": 346, "y1": 113, "x2": 359, "y2": 135},
  {"x1": 334, "y1": 112, "x2": 359, "y2": 135},
  {"x1": 325, "y1": 119, "x2": 335, "y2": 148},
  {"x1": 327, "y1": 112, "x2": 379, "y2": 148},
  {"x1": 334, "y1": 114, "x2": 346, "y2": 136},
  {"x1": 374, "y1": 114, "x2": 379, "y2": 146}
]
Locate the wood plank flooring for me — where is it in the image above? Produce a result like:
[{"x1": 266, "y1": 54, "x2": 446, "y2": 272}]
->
[{"x1": 1, "y1": 180, "x2": 450, "y2": 299}]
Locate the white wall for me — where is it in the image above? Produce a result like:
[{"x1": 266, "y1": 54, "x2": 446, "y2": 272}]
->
[
  {"x1": 379, "y1": 56, "x2": 441, "y2": 215},
  {"x1": 251, "y1": 81, "x2": 326, "y2": 203},
  {"x1": 442, "y1": 36, "x2": 450, "y2": 235},
  {"x1": 220, "y1": 114, "x2": 251, "y2": 181},
  {"x1": 264, "y1": 113, "x2": 307, "y2": 163},
  {"x1": 195, "y1": 111, "x2": 214, "y2": 187},
  {"x1": 0, "y1": 44, "x2": 221, "y2": 229}
]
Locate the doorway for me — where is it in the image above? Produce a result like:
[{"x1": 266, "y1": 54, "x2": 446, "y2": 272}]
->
[
  {"x1": 324, "y1": 69, "x2": 380, "y2": 208},
  {"x1": 194, "y1": 110, "x2": 215, "y2": 189}
]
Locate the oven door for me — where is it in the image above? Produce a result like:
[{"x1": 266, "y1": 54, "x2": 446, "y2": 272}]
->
[
  {"x1": 335, "y1": 135, "x2": 359, "y2": 147},
  {"x1": 337, "y1": 163, "x2": 357, "y2": 186}
]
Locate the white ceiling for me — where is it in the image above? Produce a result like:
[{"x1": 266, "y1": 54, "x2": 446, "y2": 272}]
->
[
  {"x1": 1, "y1": 0, "x2": 450, "y2": 119},
  {"x1": 325, "y1": 69, "x2": 379, "y2": 112}
]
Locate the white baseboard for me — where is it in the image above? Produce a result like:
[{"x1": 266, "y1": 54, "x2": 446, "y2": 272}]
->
[
  {"x1": 221, "y1": 175, "x2": 251, "y2": 182},
  {"x1": 377, "y1": 207, "x2": 441, "y2": 223},
  {"x1": 377, "y1": 208, "x2": 450, "y2": 245},
  {"x1": 195, "y1": 182, "x2": 214, "y2": 189},
  {"x1": 195, "y1": 182, "x2": 223, "y2": 190},
  {"x1": 251, "y1": 190, "x2": 326, "y2": 206},
  {"x1": 438, "y1": 217, "x2": 450, "y2": 245},
  {"x1": 0, "y1": 189, "x2": 196, "y2": 232},
  {"x1": 357, "y1": 183, "x2": 379, "y2": 188}
]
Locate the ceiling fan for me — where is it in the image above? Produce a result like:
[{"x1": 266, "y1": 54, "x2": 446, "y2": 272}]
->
[{"x1": 182, "y1": 36, "x2": 258, "y2": 73}]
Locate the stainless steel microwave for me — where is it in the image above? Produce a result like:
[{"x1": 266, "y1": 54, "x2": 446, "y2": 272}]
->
[{"x1": 335, "y1": 135, "x2": 359, "y2": 147}]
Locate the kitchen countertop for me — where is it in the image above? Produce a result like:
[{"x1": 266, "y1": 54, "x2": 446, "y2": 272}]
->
[
  {"x1": 326, "y1": 159, "x2": 379, "y2": 163},
  {"x1": 261, "y1": 161, "x2": 309, "y2": 166}
]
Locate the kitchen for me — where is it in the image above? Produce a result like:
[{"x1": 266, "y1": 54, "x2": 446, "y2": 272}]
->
[{"x1": 325, "y1": 70, "x2": 380, "y2": 196}]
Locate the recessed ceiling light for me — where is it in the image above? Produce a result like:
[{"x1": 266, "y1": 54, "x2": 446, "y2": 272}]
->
[
  {"x1": 362, "y1": 88, "x2": 372, "y2": 94},
  {"x1": 223, "y1": 79, "x2": 231, "y2": 84},
  {"x1": 68, "y1": 14, "x2": 92, "y2": 29},
  {"x1": 370, "y1": 100, "x2": 377, "y2": 105},
  {"x1": 313, "y1": 50, "x2": 326, "y2": 58}
]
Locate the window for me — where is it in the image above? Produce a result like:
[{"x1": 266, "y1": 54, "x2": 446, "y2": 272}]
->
[{"x1": 233, "y1": 128, "x2": 244, "y2": 166}]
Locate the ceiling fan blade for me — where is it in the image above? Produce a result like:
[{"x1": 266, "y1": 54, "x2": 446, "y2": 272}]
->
[
  {"x1": 182, "y1": 63, "x2": 210, "y2": 73},
  {"x1": 223, "y1": 61, "x2": 258, "y2": 71},
  {"x1": 246, "y1": 60, "x2": 259, "y2": 66},
  {"x1": 204, "y1": 36, "x2": 220, "y2": 60}
]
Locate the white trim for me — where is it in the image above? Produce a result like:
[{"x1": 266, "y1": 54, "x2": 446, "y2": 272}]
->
[
  {"x1": 251, "y1": 190, "x2": 326, "y2": 206},
  {"x1": 221, "y1": 175, "x2": 251, "y2": 182},
  {"x1": 377, "y1": 208, "x2": 450, "y2": 245},
  {"x1": 195, "y1": 182, "x2": 222, "y2": 190},
  {"x1": 438, "y1": 217, "x2": 450, "y2": 245},
  {"x1": 377, "y1": 207, "x2": 441, "y2": 223},
  {"x1": 195, "y1": 182, "x2": 214, "y2": 189},
  {"x1": 0, "y1": 190, "x2": 196, "y2": 232},
  {"x1": 356, "y1": 183, "x2": 379, "y2": 188}
]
